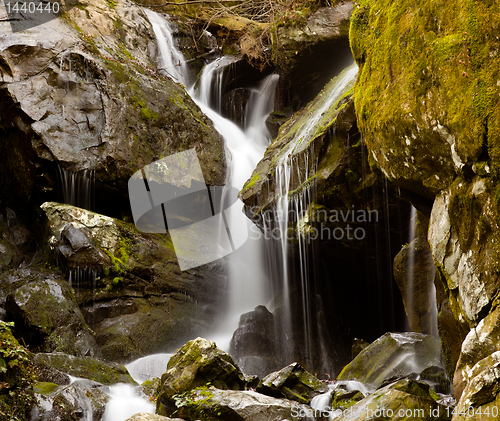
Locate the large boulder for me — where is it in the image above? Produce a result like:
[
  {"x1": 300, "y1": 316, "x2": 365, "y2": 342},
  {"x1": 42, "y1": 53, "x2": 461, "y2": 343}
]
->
[
  {"x1": 349, "y1": 0, "x2": 500, "y2": 198},
  {"x1": 41, "y1": 202, "x2": 228, "y2": 362},
  {"x1": 338, "y1": 332, "x2": 446, "y2": 390},
  {"x1": 156, "y1": 338, "x2": 247, "y2": 416},
  {"x1": 331, "y1": 379, "x2": 450, "y2": 421},
  {"x1": 256, "y1": 362, "x2": 328, "y2": 404},
  {"x1": 0, "y1": 0, "x2": 226, "y2": 214},
  {"x1": 2, "y1": 268, "x2": 99, "y2": 357},
  {"x1": 229, "y1": 305, "x2": 280, "y2": 378},
  {"x1": 164, "y1": 387, "x2": 313, "y2": 421}
]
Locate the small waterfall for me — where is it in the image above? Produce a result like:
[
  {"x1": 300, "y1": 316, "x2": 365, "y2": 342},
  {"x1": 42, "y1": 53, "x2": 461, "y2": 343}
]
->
[
  {"x1": 125, "y1": 353, "x2": 173, "y2": 384},
  {"x1": 58, "y1": 166, "x2": 95, "y2": 211},
  {"x1": 406, "y1": 206, "x2": 417, "y2": 330},
  {"x1": 144, "y1": 6, "x2": 278, "y2": 351},
  {"x1": 264, "y1": 64, "x2": 358, "y2": 373}
]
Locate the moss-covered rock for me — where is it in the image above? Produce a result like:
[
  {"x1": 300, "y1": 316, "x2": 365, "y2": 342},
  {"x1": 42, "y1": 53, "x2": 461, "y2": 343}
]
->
[
  {"x1": 338, "y1": 332, "x2": 446, "y2": 390},
  {"x1": 3, "y1": 267, "x2": 99, "y2": 357},
  {"x1": 156, "y1": 338, "x2": 247, "y2": 417},
  {"x1": 165, "y1": 386, "x2": 313, "y2": 421},
  {"x1": 33, "y1": 352, "x2": 135, "y2": 385},
  {"x1": 256, "y1": 362, "x2": 328, "y2": 404},
  {"x1": 333, "y1": 379, "x2": 449, "y2": 421},
  {"x1": 0, "y1": 321, "x2": 35, "y2": 419},
  {"x1": 41, "y1": 202, "x2": 228, "y2": 362},
  {"x1": 349, "y1": 0, "x2": 500, "y2": 198}
]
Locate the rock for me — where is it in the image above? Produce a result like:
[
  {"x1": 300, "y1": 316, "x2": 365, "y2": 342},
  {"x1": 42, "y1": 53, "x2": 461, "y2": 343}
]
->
[
  {"x1": 156, "y1": 337, "x2": 247, "y2": 416},
  {"x1": 256, "y1": 362, "x2": 328, "y2": 404},
  {"x1": 230, "y1": 305, "x2": 280, "y2": 377},
  {"x1": 453, "y1": 306, "x2": 500, "y2": 400},
  {"x1": 452, "y1": 351, "x2": 500, "y2": 421},
  {"x1": 221, "y1": 87, "x2": 252, "y2": 129},
  {"x1": 349, "y1": 0, "x2": 500, "y2": 198},
  {"x1": 393, "y1": 210, "x2": 438, "y2": 335},
  {"x1": 351, "y1": 338, "x2": 370, "y2": 360},
  {"x1": 338, "y1": 332, "x2": 446, "y2": 390},
  {"x1": 126, "y1": 414, "x2": 184, "y2": 421},
  {"x1": 331, "y1": 379, "x2": 450, "y2": 421},
  {"x1": 33, "y1": 353, "x2": 136, "y2": 385},
  {"x1": 41, "y1": 202, "x2": 228, "y2": 362},
  {"x1": 3, "y1": 268, "x2": 99, "y2": 357},
  {"x1": 32, "y1": 379, "x2": 108, "y2": 421},
  {"x1": 0, "y1": 0, "x2": 226, "y2": 215},
  {"x1": 164, "y1": 386, "x2": 313, "y2": 421},
  {"x1": 274, "y1": 1, "x2": 354, "y2": 102},
  {"x1": 429, "y1": 178, "x2": 500, "y2": 326}
]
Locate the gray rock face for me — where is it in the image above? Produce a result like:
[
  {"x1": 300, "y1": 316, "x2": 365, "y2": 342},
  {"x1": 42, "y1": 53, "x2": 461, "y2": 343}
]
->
[
  {"x1": 338, "y1": 332, "x2": 446, "y2": 390},
  {"x1": 230, "y1": 305, "x2": 280, "y2": 378},
  {"x1": 0, "y1": 0, "x2": 226, "y2": 213},
  {"x1": 2, "y1": 267, "x2": 99, "y2": 356},
  {"x1": 41, "y1": 202, "x2": 228, "y2": 362},
  {"x1": 165, "y1": 387, "x2": 313, "y2": 421}
]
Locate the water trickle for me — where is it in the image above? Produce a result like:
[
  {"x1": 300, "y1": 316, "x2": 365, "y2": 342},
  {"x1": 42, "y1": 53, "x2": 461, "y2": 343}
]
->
[{"x1": 58, "y1": 166, "x2": 95, "y2": 211}]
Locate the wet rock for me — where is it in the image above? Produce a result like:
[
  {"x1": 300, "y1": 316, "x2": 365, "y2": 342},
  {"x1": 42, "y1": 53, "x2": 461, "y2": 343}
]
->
[
  {"x1": 33, "y1": 353, "x2": 135, "y2": 385},
  {"x1": 256, "y1": 362, "x2": 328, "y2": 404},
  {"x1": 41, "y1": 202, "x2": 228, "y2": 362},
  {"x1": 32, "y1": 379, "x2": 108, "y2": 421},
  {"x1": 221, "y1": 87, "x2": 252, "y2": 129},
  {"x1": 3, "y1": 267, "x2": 99, "y2": 356},
  {"x1": 338, "y1": 332, "x2": 446, "y2": 390},
  {"x1": 156, "y1": 338, "x2": 247, "y2": 416},
  {"x1": 393, "y1": 211, "x2": 438, "y2": 335},
  {"x1": 453, "y1": 306, "x2": 500, "y2": 400},
  {"x1": 332, "y1": 379, "x2": 450, "y2": 421},
  {"x1": 230, "y1": 305, "x2": 280, "y2": 377},
  {"x1": 351, "y1": 338, "x2": 370, "y2": 360},
  {"x1": 452, "y1": 352, "x2": 500, "y2": 421},
  {"x1": 164, "y1": 386, "x2": 312, "y2": 421},
  {"x1": 265, "y1": 111, "x2": 289, "y2": 139},
  {"x1": 429, "y1": 178, "x2": 500, "y2": 327},
  {"x1": 275, "y1": 1, "x2": 354, "y2": 102},
  {"x1": 0, "y1": 0, "x2": 226, "y2": 215}
]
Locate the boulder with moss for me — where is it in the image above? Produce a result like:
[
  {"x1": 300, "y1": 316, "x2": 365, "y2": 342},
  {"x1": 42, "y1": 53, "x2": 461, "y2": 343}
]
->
[
  {"x1": 3, "y1": 267, "x2": 99, "y2": 357},
  {"x1": 164, "y1": 386, "x2": 313, "y2": 421},
  {"x1": 156, "y1": 337, "x2": 247, "y2": 416},
  {"x1": 256, "y1": 362, "x2": 328, "y2": 404},
  {"x1": 333, "y1": 379, "x2": 450, "y2": 421},
  {"x1": 349, "y1": 0, "x2": 500, "y2": 198},
  {"x1": 41, "y1": 202, "x2": 228, "y2": 362},
  {"x1": 338, "y1": 332, "x2": 447, "y2": 390}
]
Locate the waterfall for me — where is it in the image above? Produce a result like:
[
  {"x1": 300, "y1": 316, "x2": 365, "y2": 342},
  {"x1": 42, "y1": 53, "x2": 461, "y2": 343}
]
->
[
  {"x1": 58, "y1": 166, "x2": 95, "y2": 211},
  {"x1": 264, "y1": 64, "x2": 358, "y2": 373}
]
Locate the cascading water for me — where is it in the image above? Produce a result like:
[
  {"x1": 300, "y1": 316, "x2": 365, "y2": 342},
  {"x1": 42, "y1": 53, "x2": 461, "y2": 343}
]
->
[
  {"x1": 263, "y1": 64, "x2": 359, "y2": 374},
  {"x1": 103, "y1": 9, "x2": 279, "y2": 419}
]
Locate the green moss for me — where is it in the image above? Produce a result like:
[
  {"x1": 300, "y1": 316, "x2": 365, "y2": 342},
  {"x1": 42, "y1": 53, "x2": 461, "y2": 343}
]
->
[{"x1": 33, "y1": 381, "x2": 60, "y2": 395}]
